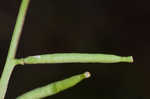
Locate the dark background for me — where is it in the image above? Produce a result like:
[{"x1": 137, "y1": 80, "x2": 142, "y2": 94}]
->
[{"x1": 0, "y1": 0, "x2": 150, "y2": 99}]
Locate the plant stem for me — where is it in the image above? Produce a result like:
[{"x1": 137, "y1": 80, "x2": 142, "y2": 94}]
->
[{"x1": 0, "y1": 0, "x2": 30, "y2": 98}]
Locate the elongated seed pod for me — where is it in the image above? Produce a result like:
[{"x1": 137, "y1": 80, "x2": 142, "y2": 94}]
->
[
  {"x1": 17, "y1": 72, "x2": 91, "y2": 99},
  {"x1": 22, "y1": 53, "x2": 133, "y2": 64}
]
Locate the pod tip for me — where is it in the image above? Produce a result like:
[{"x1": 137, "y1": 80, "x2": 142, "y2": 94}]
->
[
  {"x1": 122, "y1": 56, "x2": 134, "y2": 63},
  {"x1": 127, "y1": 56, "x2": 133, "y2": 63},
  {"x1": 84, "y1": 72, "x2": 91, "y2": 78},
  {"x1": 130, "y1": 56, "x2": 134, "y2": 63}
]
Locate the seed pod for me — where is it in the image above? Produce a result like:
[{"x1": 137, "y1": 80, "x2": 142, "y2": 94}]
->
[
  {"x1": 22, "y1": 53, "x2": 133, "y2": 64},
  {"x1": 17, "y1": 72, "x2": 91, "y2": 99}
]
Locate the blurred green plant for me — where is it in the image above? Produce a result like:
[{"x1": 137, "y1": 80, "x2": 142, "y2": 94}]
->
[{"x1": 0, "y1": 0, "x2": 133, "y2": 99}]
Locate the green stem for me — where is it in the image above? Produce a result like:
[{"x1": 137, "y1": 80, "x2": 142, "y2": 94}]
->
[{"x1": 0, "y1": 0, "x2": 30, "y2": 98}]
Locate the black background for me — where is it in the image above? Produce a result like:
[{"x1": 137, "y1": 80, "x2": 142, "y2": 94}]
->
[{"x1": 0, "y1": 0, "x2": 150, "y2": 99}]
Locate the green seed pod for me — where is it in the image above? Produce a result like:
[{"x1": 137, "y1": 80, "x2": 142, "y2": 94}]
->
[
  {"x1": 16, "y1": 72, "x2": 91, "y2": 99},
  {"x1": 22, "y1": 53, "x2": 133, "y2": 64}
]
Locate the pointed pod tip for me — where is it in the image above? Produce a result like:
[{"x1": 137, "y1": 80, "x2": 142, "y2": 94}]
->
[
  {"x1": 127, "y1": 56, "x2": 134, "y2": 63},
  {"x1": 130, "y1": 56, "x2": 134, "y2": 63},
  {"x1": 84, "y1": 72, "x2": 91, "y2": 78},
  {"x1": 121, "y1": 56, "x2": 134, "y2": 63}
]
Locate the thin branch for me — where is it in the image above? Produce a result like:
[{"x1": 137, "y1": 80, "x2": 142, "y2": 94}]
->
[{"x1": 0, "y1": 0, "x2": 30, "y2": 98}]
